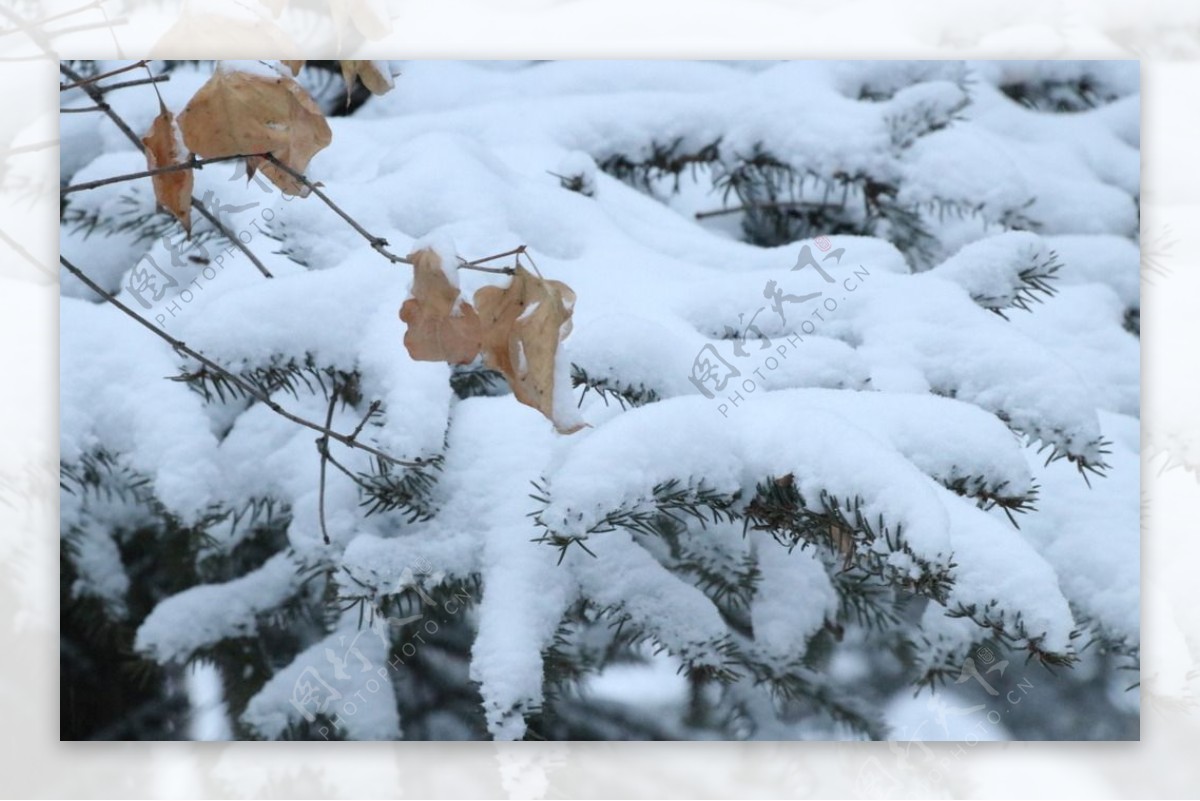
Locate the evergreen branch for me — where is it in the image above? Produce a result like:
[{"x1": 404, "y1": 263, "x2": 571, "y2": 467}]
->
[
  {"x1": 60, "y1": 447, "x2": 157, "y2": 508},
  {"x1": 884, "y1": 92, "x2": 970, "y2": 150},
  {"x1": 599, "y1": 604, "x2": 744, "y2": 685},
  {"x1": 338, "y1": 568, "x2": 479, "y2": 625},
  {"x1": 941, "y1": 475, "x2": 1039, "y2": 528},
  {"x1": 1032, "y1": 433, "x2": 1112, "y2": 485},
  {"x1": 597, "y1": 136, "x2": 722, "y2": 193},
  {"x1": 174, "y1": 354, "x2": 354, "y2": 405},
  {"x1": 530, "y1": 477, "x2": 741, "y2": 562},
  {"x1": 747, "y1": 665, "x2": 888, "y2": 739},
  {"x1": 450, "y1": 365, "x2": 505, "y2": 399},
  {"x1": 571, "y1": 364, "x2": 660, "y2": 409},
  {"x1": 59, "y1": 255, "x2": 425, "y2": 470},
  {"x1": 1000, "y1": 75, "x2": 1121, "y2": 113},
  {"x1": 674, "y1": 547, "x2": 760, "y2": 613},
  {"x1": 63, "y1": 197, "x2": 188, "y2": 247},
  {"x1": 994, "y1": 198, "x2": 1041, "y2": 232},
  {"x1": 831, "y1": 573, "x2": 905, "y2": 631},
  {"x1": 974, "y1": 249, "x2": 1062, "y2": 319},
  {"x1": 744, "y1": 475, "x2": 955, "y2": 601},
  {"x1": 1008, "y1": 250, "x2": 1062, "y2": 312},
  {"x1": 604, "y1": 136, "x2": 1035, "y2": 267},
  {"x1": 913, "y1": 634, "x2": 1004, "y2": 691},
  {"x1": 348, "y1": 454, "x2": 442, "y2": 522},
  {"x1": 58, "y1": 61, "x2": 275, "y2": 279},
  {"x1": 943, "y1": 599, "x2": 1079, "y2": 669}
]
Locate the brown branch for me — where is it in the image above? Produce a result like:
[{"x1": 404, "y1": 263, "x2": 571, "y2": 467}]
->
[
  {"x1": 58, "y1": 61, "x2": 275, "y2": 279},
  {"x1": 60, "y1": 105, "x2": 103, "y2": 114},
  {"x1": 59, "y1": 254, "x2": 426, "y2": 470},
  {"x1": 260, "y1": 153, "x2": 516, "y2": 276},
  {"x1": 93, "y1": 74, "x2": 169, "y2": 94},
  {"x1": 462, "y1": 246, "x2": 525, "y2": 265},
  {"x1": 461, "y1": 245, "x2": 525, "y2": 274},
  {"x1": 61, "y1": 154, "x2": 264, "y2": 195},
  {"x1": 316, "y1": 390, "x2": 338, "y2": 545},
  {"x1": 59, "y1": 59, "x2": 147, "y2": 91},
  {"x1": 348, "y1": 400, "x2": 382, "y2": 442},
  {"x1": 259, "y1": 153, "x2": 414, "y2": 267}
]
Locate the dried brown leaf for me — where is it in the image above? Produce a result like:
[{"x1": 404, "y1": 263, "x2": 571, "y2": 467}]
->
[
  {"x1": 141, "y1": 102, "x2": 193, "y2": 234},
  {"x1": 281, "y1": 60, "x2": 305, "y2": 76},
  {"x1": 178, "y1": 67, "x2": 331, "y2": 197},
  {"x1": 339, "y1": 60, "x2": 395, "y2": 99},
  {"x1": 399, "y1": 248, "x2": 483, "y2": 366},
  {"x1": 474, "y1": 267, "x2": 582, "y2": 433}
]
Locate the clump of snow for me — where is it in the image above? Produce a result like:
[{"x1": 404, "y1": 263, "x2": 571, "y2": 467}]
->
[
  {"x1": 929, "y1": 231, "x2": 1053, "y2": 309},
  {"x1": 749, "y1": 534, "x2": 837, "y2": 665},
  {"x1": 242, "y1": 612, "x2": 401, "y2": 740},
  {"x1": 134, "y1": 553, "x2": 303, "y2": 663}
]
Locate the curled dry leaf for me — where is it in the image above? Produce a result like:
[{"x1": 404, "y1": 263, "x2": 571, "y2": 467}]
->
[
  {"x1": 340, "y1": 60, "x2": 395, "y2": 99},
  {"x1": 178, "y1": 67, "x2": 331, "y2": 197},
  {"x1": 141, "y1": 101, "x2": 193, "y2": 235},
  {"x1": 474, "y1": 267, "x2": 583, "y2": 434},
  {"x1": 399, "y1": 248, "x2": 483, "y2": 366}
]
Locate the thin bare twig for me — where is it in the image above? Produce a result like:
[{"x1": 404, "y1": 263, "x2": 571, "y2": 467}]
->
[
  {"x1": 60, "y1": 105, "x2": 102, "y2": 114},
  {"x1": 59, "y1": 59, "x2": 146, "y2": 91},
  {"x1": 259, "y1": 153, "x2": 414, "y2": 267},
  {"x1": 59, "y1": 255, "x2": 425, "y2": 470},
  {"x1": 316, "y1": 390, "x2": 338, "y2": 545},
  {"x1": 260, "y1": 154, "x2": 516, "y2": 276},
  {"x1": 457, "y1": 261, "x2": 516, "y2": 276},
  {"x1": 61, "y1": 154, "x2": 264, "y2": 195},
  {"x1": 462, "y1": 245, "x2": 525, "y2": 265},
  {"x1": 93, "y1": 74, "x2": 169, "y2": 94},
  {"x1": 348, "y1": 400, "x2": 382, "y2": 442},
  {"x1": 694, "y1": 200, "x2": 820, "y2": 220},
  {"x1": 462, "y1": 245, "x2": 526, "y2": 274},
  {"x1": 58, "y1": 61, "x2": 275, "y2": 279}
]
